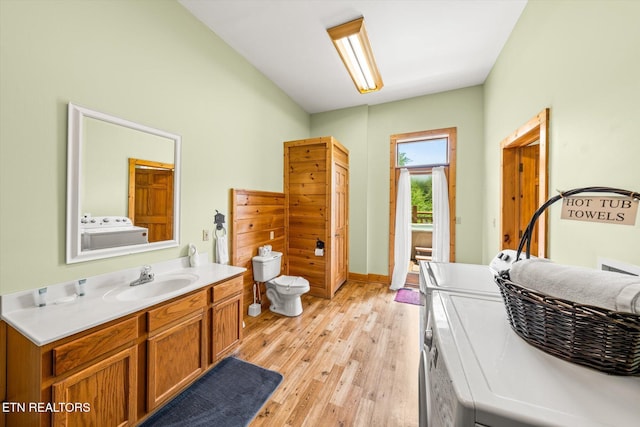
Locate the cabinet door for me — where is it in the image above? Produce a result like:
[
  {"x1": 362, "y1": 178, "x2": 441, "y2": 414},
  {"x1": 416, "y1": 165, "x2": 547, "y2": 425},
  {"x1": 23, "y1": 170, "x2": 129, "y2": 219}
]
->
[
  {"x1": 331, "y1": 160, "x2": 349, "y2": 295},
  {"x1": 147, "y1": 310, "x2": 206, "y2": 410},
  {"x1": 213, "y1": 294, "x2": 242, "y2": 361},
  {"x1": 51, "y1": 346, "x2": 137, "y2": 427}
]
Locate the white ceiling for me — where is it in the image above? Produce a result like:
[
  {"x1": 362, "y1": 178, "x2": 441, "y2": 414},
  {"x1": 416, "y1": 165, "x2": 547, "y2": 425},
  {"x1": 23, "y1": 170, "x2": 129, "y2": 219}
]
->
[{"x1": 179, "y1": 0, "x2": 527, "y2": 114}]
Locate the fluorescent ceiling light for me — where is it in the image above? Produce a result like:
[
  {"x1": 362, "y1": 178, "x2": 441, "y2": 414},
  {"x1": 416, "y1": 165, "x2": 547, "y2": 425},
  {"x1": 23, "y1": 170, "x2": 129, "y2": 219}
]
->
[{"x1": 327, "y1": 17, "x2": 383, "y2": 94}]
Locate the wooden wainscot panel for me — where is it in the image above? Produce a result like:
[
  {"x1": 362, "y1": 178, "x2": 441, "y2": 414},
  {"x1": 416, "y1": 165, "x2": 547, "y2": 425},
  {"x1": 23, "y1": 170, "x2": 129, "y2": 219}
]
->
[
  {"x1": 288, "y1": 159, "x2": 327, "y2": 175},
  {"x1": 231, "y1": 189, "x2": 286, "y2": 315},
  {"x1": 287, "y1": 144, "x2": 328, "y2": 162},
  {"x1": 53, "y1": 317, "x2": 138, "y2": 376},
  {"x1": 147, "y1": 290, "x2": 206, "y2": 333}
]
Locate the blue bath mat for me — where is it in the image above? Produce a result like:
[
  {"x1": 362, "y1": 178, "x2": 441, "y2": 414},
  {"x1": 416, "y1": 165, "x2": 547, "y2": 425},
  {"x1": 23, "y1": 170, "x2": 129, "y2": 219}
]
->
[{"x1": 141, "y1": 356, "x2": 283, "y2": 427}]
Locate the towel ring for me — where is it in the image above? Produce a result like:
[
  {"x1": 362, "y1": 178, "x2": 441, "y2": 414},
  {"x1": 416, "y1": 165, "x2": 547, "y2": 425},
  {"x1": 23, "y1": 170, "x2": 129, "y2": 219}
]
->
[{"x1": 214, "y1": 210, "x2": 226, "y2": 231}]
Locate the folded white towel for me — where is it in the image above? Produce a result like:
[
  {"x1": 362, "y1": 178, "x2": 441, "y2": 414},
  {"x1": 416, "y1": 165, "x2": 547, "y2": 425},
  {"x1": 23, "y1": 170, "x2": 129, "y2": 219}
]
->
[{"x1": 509, "y1": 259, "x2": 640, "y2": 314}]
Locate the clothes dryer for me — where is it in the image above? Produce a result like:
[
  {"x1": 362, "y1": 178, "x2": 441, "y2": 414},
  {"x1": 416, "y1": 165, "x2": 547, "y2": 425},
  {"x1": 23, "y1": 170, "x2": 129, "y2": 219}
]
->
[{"x1": 420, "y1": 290, "x2": 640, "y2": 427}]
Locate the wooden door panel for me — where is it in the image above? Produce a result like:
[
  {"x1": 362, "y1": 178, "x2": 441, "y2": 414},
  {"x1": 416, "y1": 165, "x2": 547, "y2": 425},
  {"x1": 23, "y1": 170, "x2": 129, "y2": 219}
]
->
[
  {"x1": 519, "y1": 144, "x2": 540, "y2": 254},
  {"x1": 130, "y1": 166, "x2": 174, "y2": 243},
  {"x1": 52, "y1": 347, "x2": 137, "y2": 427},
  {"x1": 332, "y1": 162, "x2": 348, "y2": 294},
  {"x1": 147, "y1": 311, "x2": 206, "y2": 410},
  {"x1": 213, "y1": 296, "x2": 242, "y2": 361}
]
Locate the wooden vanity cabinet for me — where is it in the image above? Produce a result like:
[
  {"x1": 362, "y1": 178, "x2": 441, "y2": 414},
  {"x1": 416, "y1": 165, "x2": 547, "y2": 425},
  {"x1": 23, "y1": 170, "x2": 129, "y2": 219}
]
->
[
  {"x1": 146, "y1": 290, "x2": 207, "y2": 410},
  {"x1": 211, "y1": 276, "x2": 243, "y2": 362},
  {"x1": 5, "y1": 274, "x2": 243, "y2": 427},
  {"x1": 6, "y1": 316, "x2": 139, "y2": 427}
]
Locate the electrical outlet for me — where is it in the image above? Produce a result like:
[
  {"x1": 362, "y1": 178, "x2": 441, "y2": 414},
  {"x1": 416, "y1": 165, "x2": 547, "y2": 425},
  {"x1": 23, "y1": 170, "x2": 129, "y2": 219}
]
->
[
  {"x1": 202, "y1": 229, "x2": 210, "y2": 241},
  {"x1": 269, "y1": 231, "x2": 274, "y2": 240}
]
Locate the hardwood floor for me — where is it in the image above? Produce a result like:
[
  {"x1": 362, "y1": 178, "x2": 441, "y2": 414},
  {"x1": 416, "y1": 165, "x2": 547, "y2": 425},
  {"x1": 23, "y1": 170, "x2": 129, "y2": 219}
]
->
[{"x1": 238, "y1": 281, "x2": 420, "y2": 427}]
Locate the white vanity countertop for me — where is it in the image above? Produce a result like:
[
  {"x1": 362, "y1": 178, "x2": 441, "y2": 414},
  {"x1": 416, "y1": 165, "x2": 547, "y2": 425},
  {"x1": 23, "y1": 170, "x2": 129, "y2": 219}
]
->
[{"x1": 1, "y1": 260, "x2": 246, "y2": 346}]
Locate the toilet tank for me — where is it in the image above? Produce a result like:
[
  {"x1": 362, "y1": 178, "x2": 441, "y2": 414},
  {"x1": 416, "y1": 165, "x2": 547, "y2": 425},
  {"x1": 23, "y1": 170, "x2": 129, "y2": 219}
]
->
[{"x1": 252, "y1": 251, "x2": 283, "y2": 282}]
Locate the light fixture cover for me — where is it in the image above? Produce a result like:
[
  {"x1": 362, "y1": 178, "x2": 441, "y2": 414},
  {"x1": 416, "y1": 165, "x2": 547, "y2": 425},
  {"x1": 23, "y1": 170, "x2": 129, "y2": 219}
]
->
[{"x1": 327, "y1": 17, "x2": 383, "y2": 94}]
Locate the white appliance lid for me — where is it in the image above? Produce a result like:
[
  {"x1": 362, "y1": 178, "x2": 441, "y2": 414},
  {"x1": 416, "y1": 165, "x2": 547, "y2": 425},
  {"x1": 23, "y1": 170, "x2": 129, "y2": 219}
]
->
[
  {"x1": 81, "y1": 226, "x2": 148, "y2": 235},
  {"x1": 431, "y1": 291, "x2": 640, "y2": 427},
  {"x1": 421, "y1": 261, "x2": 500, "y2": 295}
]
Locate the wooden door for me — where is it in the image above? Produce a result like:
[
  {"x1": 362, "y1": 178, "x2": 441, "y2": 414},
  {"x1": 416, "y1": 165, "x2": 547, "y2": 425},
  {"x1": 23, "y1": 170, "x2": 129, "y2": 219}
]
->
[
  {"x1": 502, "y1": 144, "x2": 539, "y2": 252},
  {"x1": 332, "y1": 161, "x2": 348, "y2": 294},
  {"x1": 500, "y1": 109, "x2": 549, "y2": 257},
  {"x1": 52, "y1": 347, "x2": 137, "y2": 427},
  {"x1": 128, "y1": 158, "x2": 174, "y2": 243},
  {"x1": 518, "y1": 144, "x2": 540, "y2": 254},
  {"x1": 133, "y1": 169, "x2": 173, "y2": 242}
]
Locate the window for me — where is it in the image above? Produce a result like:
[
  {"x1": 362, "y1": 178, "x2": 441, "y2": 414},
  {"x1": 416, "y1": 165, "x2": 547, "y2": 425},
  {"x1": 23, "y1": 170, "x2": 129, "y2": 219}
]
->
[
  {"x1": 396, "y1": 137, "x2": 448, "y2": 167},
  {"x1": 389, "y1": 128, "x2": 457, "y2": 279}
]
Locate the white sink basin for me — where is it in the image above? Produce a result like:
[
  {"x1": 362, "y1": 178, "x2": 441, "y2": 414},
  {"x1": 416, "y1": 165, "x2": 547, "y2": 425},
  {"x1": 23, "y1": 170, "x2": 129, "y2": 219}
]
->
[{"x1": 104, "y1": 273, "x2": 199, "y2": 302}]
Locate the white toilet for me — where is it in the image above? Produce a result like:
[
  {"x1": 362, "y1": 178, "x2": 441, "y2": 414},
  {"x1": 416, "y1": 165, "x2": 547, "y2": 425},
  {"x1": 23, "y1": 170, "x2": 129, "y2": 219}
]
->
[{"x1": 252, "y1": 251, "x2": 310, "y2": 317}]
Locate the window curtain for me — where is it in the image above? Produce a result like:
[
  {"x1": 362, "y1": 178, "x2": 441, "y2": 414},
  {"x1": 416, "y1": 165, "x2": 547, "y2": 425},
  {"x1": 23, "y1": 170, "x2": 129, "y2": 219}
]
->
[
  {"x1": 432, "y1": 166, "x2": 450, "y2": 262},
  {"x1": 390, "y1": 168, "x2": 411, "y2": 290}
]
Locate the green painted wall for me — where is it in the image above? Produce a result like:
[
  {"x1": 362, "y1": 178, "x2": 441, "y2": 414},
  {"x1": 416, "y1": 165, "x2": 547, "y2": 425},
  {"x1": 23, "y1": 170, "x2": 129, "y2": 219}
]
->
[
  {"x1": 310, "y1": 106, "x2": 370, "y2": 274},
  {"x1": 311, "y1": 86, "x2": 485, "y2": 275},
  {"x1": 3, "y1": 0, "x2": 638, "y2": 297},
  {"x1": 0, "y1": 0, "x2": 309, "y2": 295},
  {"x1": 483, "y1": 0, "x2": 640, "y2": 267}
]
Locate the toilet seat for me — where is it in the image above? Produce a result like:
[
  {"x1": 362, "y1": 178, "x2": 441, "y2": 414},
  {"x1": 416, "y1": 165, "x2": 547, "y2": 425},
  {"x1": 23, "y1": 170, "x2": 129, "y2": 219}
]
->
[
  {"x1": 268, "y1": 275, "x2": 310, "y2": 297},
  {"x1": 271, "y1": 275, "x2": 309, "y2": 288}
]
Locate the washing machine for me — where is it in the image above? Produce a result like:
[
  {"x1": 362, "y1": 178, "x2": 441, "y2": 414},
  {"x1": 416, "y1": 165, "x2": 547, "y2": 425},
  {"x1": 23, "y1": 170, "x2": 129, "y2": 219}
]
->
[
  {"x1": 419, "y1": 249, "x2": 526, "y2": 301},
  {"x1": 418, "y1": 251, "x2": 522, "y2": 426},
  {"x1": 417, "y1": 250, "x2": 524, "y2": 365},
  {"x1": 420, "y1": 288, "x2": 640, "y2": 426},
  {"x1": 80, "y1": 216, "x2": 148, "y2": 250}
]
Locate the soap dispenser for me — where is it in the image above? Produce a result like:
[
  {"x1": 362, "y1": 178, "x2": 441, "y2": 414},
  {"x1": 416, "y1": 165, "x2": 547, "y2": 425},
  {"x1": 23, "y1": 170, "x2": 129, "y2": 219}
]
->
[{"x1": 189, "y1": 244, "x2": 200, "y2": 267}]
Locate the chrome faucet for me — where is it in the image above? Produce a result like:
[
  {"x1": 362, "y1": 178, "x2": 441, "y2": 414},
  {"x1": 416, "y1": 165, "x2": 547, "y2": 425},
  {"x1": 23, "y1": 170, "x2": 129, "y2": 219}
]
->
[{"x1": 130, "y1": 265, "x2": 154, "y2": 286}]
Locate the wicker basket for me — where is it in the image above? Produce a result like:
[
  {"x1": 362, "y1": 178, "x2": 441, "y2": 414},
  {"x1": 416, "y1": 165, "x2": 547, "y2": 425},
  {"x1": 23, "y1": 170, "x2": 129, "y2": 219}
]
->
[{"x1": 494, "y1": 187, "x2": 640, "y2": 375}]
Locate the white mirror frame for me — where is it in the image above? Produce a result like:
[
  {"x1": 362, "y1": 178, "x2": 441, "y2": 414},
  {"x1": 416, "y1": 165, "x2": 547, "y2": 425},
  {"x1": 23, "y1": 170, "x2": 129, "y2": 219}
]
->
[{"x1": 66, "y1": 103, "x2": 181, "y2": 263}]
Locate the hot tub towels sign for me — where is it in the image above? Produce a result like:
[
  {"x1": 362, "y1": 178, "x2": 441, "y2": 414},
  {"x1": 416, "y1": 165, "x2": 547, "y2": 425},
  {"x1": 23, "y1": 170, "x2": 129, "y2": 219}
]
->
[{"x1": 561, "y1": 196, "x2": 638, "y2": 225}]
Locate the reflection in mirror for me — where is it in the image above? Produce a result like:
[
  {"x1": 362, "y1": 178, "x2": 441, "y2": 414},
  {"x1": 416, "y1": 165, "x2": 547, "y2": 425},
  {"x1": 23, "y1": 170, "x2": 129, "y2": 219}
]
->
[
  {"x1": 127, "y1": 158, "x2": 174, "y2": 243},
  {"x1": 67, "y1": 103, "x2": 181, "y2": 263}
]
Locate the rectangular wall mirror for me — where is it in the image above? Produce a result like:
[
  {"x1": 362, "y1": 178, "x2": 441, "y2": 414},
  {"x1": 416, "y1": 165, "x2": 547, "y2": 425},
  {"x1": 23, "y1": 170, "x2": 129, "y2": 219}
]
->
[{"x1": 67, "y1": 103, "x2": 181, "y2": 263}]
